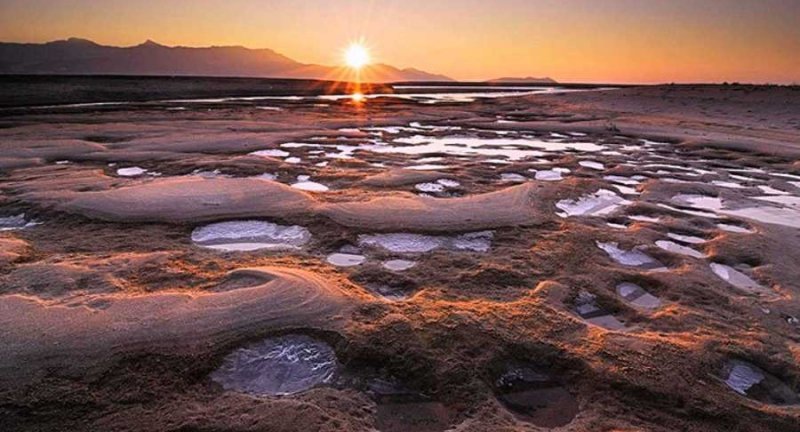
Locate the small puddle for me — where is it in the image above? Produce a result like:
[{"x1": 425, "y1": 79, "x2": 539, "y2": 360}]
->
[
  {"x1": 712, "y1": 180, "x2": 745, "y2": 189},
  {"x1": 556, "y1": 189, "x2": 629, "y2": 218},
  {"x1": 533, "y1": 169, "x2": 566, "y2": 181},
  {"x1": 251, "y1": 149, "x2": 290, "y2": 158},
  {"x1": 604, "y1": 175, "x2": 643, "y2": 186},
  {"x1": 574, "y1": 290, "x2": 626, "y2": 330},
  {"x1": 710, "y1": 263, "x2": 766, "y2": 293},
  {"x1": 757, "y1": 185, "x2": 790, "y2": 196},
  {"x1": 494, "y1": 365, "x2": 579, "y2": 428},
  {"x1": 655, "y1": 240, "x2": 705, "y2": 258},
  {"x1": 116, "y1": 166, "x2": 147, "y2": 177},
  {"x1": 629, "y1": 215, "x2": 660, "y2": 223},
  {"x1": 382, "y1": 259, "x2": 417, "y2": 272},
  {"x1": 211, "y1": 335, "x2": 337, "y2": 396},
  {"x1": 612, "y1": 184, "x2": 640, "y2": 195},
  {"x1": 667, "y1": 232, "x2": 707, "y2": 244},
  {"x1": 500, "y1": 173, "x2": 528, "y2": 183},
  {"x1": 578, "y1": 160, "x2": 605, "y2": 170},
  {"x1": 616, "y1": 282, "x2": 661, "y2": 309},
  {"x1": 722, "y1": 360, "x2": 799, "y2": 405},
  {"x1": 405, "y1": 164, "x2": 451, "y2": 171},
  {"x1": 191, "y1": 221, "x2": 311, "y2": 251},
  {"x1": 415, "y1": 178, "x2": 460, "y2": 193},
  {"x1": 437, "y1": 179, "x2": 460, "y2": 188},
  {"x1": 596, "y1": 241, "x2": 666, "y2": 270},
  {"x1": 326, "y1": 253, "x2": 366, "y2": 267},
  {"x1": 717, "y1": 223, "x2": 755, "y2": 234}
]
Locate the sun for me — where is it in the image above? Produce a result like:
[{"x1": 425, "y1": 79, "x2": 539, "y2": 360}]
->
[
  {"x1": 351, "y1": 92, "x2": 365, "y2": 103},
  {"x1": 344, "y1": 43, "x2": 370, "y2": 69}
]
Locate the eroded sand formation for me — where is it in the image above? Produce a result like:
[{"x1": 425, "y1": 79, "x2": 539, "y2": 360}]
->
[{"x1": 1, "y1": 85, "x2": 800, "y2": 431}]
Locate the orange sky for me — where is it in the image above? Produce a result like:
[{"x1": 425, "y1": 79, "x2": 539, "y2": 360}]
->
[{"x1": 1, "y1": 0, "x2": 798, "y2": 84}]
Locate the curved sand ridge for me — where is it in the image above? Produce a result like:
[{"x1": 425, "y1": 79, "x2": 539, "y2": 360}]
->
[
  {"x1": 0, "y1": 266, "x2": 354, "y2": 388},
  {"x1": 61, "y1": 176, "x2": 313, "y2": 223},
  {"x1": 321, "y1": 182, "x2": 544, "y2": 232},
  {"x1": 56, "y1": 177, "x2": 546, "y2": 231}
]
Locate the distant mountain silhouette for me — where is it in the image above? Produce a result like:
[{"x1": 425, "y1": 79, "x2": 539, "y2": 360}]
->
[
  {"x1": 487, "y1": 76, "x2": 557, "y2": 84},
  {"x1": 0, "y1": 38, "x2": 453, "y2": 82}
]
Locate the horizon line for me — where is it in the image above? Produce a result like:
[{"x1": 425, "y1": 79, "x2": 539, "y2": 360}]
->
[{"x1": 1, "y1": 37, "x2": 798, "y2": 86}]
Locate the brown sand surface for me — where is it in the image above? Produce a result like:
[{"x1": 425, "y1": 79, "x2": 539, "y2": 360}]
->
[{"x1": 0, "y1": 84, "x2": 799, "y2": 431}]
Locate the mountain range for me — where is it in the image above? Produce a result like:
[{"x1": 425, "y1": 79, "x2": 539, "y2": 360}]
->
[
  {"x1": 0, "y1": 38, "x2": 453, "y2": 82},
  {"x1": 487, "y1": 76, "x2": 557, "y2": 84}
]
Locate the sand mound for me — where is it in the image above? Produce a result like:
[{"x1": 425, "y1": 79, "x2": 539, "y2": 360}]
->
[
  {"x1": 0, "y1": 157, "x2": 43, "y2": 171},
  {"x1": 0, "y1": 139, "x2": 106, "y2": 162},
  {"x1": 321, "y1": 183, "x2": 544, "y2": 232},
  {"x1": 60, "y1": 176, "x2": 314, "y2": 223},
  {"x1": 0, "y1": 266, "x2": 354, "y2": 388}
]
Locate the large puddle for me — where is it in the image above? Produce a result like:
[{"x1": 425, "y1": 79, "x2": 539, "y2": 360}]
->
[
  {"x1": 671, "y1": 194, "x2": 800, "y2": 229},
  {"x1": 211, "y1": 335, "x2": 337, "y2": 396},
  {"x1": 721, "y1": 360, "x2": 799, "y2": 405},
  {"x1": 358, "y1": 231, "x2": 493, "y2": 253},
  {"x1": 191, "y1": 221, "x2": 311, "y2": 251},
  {"x1": 0, "y1": 214, "x2": 39, "y2": 231},
  {"x1": 494, "y1": 364, "x2": 579, "y2": 428}
]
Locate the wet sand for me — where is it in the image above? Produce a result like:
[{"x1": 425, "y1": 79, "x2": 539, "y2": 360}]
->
[{"x1": 1, "y1": 83, "x2": 799, "y2": 431}]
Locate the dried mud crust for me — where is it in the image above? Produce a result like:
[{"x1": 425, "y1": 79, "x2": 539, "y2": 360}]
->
[{"x1": 1, "y1": 85, "x2": 800, "y2": 431}]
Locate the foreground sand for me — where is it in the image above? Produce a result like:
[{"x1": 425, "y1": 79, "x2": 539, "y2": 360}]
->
[{"x1": 1, "y1": 84, "x2": 799, "y2": 431}]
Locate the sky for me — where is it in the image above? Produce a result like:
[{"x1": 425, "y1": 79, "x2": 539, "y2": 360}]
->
[{"x1": 1, "y1": 0, "x2": 798, "y2": 84}]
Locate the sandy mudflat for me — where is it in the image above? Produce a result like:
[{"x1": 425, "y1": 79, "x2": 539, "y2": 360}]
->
[{"x1": 1, "y1": 83, "x2": 800, "y2": 431}]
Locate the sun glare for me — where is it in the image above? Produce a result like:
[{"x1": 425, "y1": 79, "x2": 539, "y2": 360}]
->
[
  {"x1": 351, "y1": 92, "x2": 365, "y2": 103},
  {"x1": 345, "y1": 43, "x2": 370, "y2": 69}
]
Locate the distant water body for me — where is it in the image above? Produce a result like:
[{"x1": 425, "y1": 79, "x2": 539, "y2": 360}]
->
[{"x1": 1, "y1": 80, "x2": 614, "y2": 111}]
